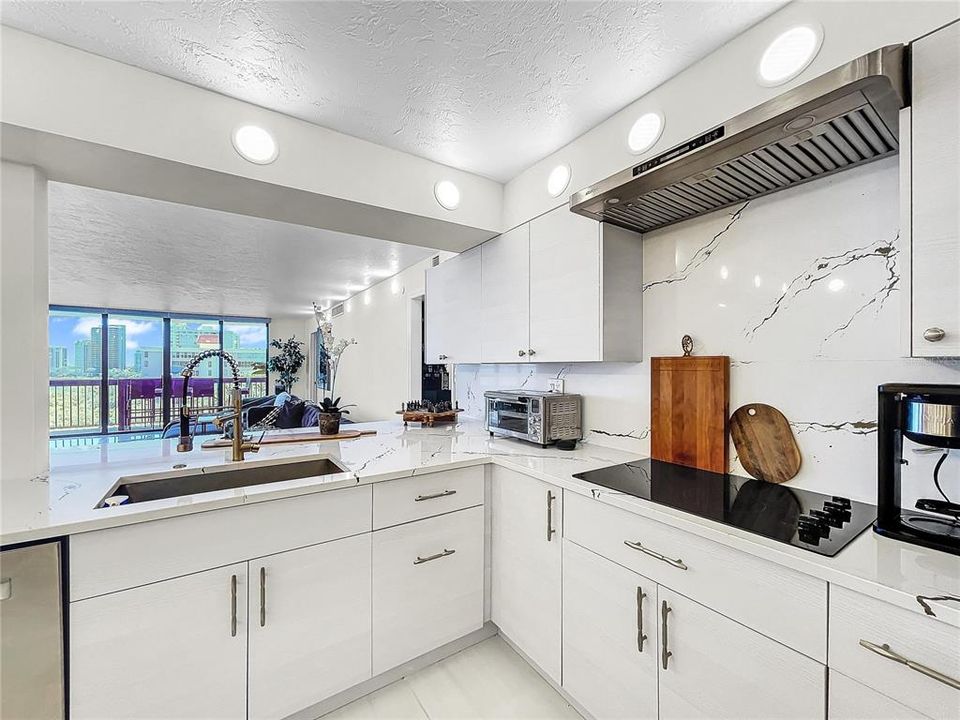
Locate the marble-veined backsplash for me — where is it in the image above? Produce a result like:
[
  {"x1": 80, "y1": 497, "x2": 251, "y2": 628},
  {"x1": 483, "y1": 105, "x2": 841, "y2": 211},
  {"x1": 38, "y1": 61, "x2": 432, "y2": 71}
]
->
[{"x1": 455, "y1": 157, "x2": 960, "y2": 505}]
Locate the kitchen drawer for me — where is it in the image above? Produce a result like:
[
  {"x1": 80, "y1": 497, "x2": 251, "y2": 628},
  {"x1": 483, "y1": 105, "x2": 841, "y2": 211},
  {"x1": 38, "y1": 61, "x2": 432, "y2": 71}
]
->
[
  {"x1": 564, "y1": 491, "x2": 827, "y2": 661},
  {"x1": 829, "y1": 585, "x2": 959, "y2": 720},
  {"x1": 373, "y1": 466, "x2": 484, "y2": 530},
  {"x1": 71, "y1": 485, "x2": 372, "y2": 600},
  {"x1": 372, "y1": 505, "x2": 484, "y2": 674},
  {"x1": 828, "y1": 670, "x2": 930, "y2": 720}
]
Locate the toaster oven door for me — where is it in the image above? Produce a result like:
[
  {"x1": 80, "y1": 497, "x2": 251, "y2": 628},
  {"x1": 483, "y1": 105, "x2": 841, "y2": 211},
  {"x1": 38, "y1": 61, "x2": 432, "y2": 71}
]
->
[{"x1": 487, "y1": 397, "x2": 530, "y2": 437}]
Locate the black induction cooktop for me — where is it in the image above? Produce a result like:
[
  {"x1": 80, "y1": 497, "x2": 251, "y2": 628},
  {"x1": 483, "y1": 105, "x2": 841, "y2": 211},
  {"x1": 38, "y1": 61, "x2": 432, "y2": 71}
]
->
[{"x1": 573, "y1": 459, "x2": 876, "y2": 557}]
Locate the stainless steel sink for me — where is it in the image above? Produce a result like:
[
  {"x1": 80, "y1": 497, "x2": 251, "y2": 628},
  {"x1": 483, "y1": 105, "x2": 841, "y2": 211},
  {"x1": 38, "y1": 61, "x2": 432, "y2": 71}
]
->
[{"x1": 99, "y1": 457, "x2": 351, "y2": 507}]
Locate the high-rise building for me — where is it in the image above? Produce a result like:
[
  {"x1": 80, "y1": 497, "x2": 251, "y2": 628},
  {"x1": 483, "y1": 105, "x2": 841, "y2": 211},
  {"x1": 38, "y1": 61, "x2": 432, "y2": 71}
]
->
[
  {"x1": 91, "y1": 325, "x2": 127, "y2": 370},
  {"x1": 49, "y1": 346, "x2": 68, "y2": 373},
  {"x1": 73, "y1": 339, "x2": 96, "y2": 374},
  {"x1": 133, "y1": 347, "x2": 162, "y2": 375}
]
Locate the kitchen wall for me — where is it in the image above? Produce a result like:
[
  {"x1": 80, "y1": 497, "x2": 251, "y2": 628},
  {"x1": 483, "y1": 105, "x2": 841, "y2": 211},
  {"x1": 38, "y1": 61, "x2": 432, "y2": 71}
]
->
[
  {"x1": 324, "y1": 252, "x2": 455, "y2": 422},
  {"x1": 456, "y1": 158, "x2": 960, "y2": 506}
]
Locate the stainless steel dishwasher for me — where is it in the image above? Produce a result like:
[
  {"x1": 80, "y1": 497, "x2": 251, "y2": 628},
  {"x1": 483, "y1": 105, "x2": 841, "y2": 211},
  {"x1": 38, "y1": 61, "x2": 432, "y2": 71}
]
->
[{"x1": 0, "y1": 540, "x2": 65, "y2": 720}]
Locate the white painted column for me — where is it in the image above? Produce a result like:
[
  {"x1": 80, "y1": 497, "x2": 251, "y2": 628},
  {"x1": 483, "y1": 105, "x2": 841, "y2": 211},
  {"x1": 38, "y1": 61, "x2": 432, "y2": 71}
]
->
[{"x1": 1, "y1": 161, "x2": 49, "y2": 483}]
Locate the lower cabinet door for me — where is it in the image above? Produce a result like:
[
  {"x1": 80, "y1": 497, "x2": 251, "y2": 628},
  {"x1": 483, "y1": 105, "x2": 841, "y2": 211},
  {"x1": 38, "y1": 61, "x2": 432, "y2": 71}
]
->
[
  {"x1": 562, "y1": 540, "x2": 658, "y2": 720},
  {"x1": 657, "y1": 587, "x2": 826, "y2": 720},
  {"x1": 70, "y1": 563, "x2": 248, "y2": 720},
  {"x1": 372, "y1": 505, "x2": 484, "y2": 674},
  {"x1": 829, "y1": 670, "x2": 929, "y2": 720},
  {"x1": 491, "y1": 467, "x2": 563, "y2": 683},
  {"x1": 247, "y1": 534, "x2": 373, "y2": 720}
]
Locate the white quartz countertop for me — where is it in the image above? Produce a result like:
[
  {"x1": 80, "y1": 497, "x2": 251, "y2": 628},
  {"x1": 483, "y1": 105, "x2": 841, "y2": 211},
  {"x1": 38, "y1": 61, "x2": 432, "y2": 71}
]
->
[{"x1": 4, "y1": 419, "x2": 959, "y2": 627}]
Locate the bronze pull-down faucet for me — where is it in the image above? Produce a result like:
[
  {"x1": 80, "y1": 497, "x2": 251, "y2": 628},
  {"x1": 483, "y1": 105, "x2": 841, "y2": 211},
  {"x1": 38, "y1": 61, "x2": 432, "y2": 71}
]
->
[{"x1": 176, "y1": 349, "x2": 260, "y2": 462}]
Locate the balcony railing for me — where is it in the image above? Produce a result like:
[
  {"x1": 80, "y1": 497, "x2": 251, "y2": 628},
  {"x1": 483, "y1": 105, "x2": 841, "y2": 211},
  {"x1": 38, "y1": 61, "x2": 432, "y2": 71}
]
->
[{"x1": 49, "y1": 377, "x2": 268, "y2": 435}]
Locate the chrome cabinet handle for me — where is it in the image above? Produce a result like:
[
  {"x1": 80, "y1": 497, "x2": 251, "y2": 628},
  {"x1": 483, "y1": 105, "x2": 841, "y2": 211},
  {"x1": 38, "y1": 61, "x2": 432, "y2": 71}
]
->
[
  {"x1": 438, "y1": 354, "x2": 449, "y2": 360},
  {"x1": 661, "y1": 600, "x2": 672, "y2": 670},
  {"x1": 415, "y1": 489, "x2": 457, "y2": 502},
  {"x1": 546, "y1": 491, "x2": 556, "y2": 541},
  {"x1": 414, "y1": 548, "x2": 456, "y2": 565},
  {"x1": 0, "y1": 578, "x2": 11, "y2": 601},
  {"x1": 859, "y1": 639, "x2": 960, "y2": 690},
  {"x1": 230, "y1": 574, "x2": 238, "y2": 637},
  {"x1": 259, "y1": 567, "x2": 266, "y2": 628},
  {"x1": 518, "y1": 349, "x2": 527, "y2": 357},
  {"x1": 923, "y1": 327, "x2": 946, "y2": 342},
  {"x1": 636, "y1": 586, "x2": 647, "y2": 653},
  {"x1": 528, "y1": 349, "x2": 536, "y2": 356},
  {"x1": 624, "y1": 540, "x2": 688, "y2": 570}
]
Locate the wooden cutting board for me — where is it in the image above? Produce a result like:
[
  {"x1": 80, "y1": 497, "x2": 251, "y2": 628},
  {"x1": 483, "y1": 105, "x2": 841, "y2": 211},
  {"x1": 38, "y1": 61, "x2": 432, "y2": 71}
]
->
[
  {"x1": 729, "y1": 404, "x2": 801, "y2": 484},
  {"x1": 651, "y1": 355, "x2": 729, "y2": 473},
  {"x1": 202, "y1": 429, "x2": 376, "y2": 449}
]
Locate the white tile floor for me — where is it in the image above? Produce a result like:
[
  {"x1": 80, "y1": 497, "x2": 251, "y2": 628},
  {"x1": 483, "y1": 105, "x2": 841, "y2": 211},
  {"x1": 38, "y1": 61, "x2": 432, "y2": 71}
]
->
[{"x1": 323, "y1": 636, "x2": 582, "y2": 720}]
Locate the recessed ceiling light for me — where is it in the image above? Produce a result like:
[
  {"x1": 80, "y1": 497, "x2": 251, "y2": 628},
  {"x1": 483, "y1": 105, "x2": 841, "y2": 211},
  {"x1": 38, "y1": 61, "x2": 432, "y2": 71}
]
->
[
  {"x1": 231, "y1": 125, "x2": 278, "y2": 164},
  {"x1": 345, "y1": 283, "x2": 368, "y2": 292},
  {"x1": 547, "y1": 164, "x2": 571, "y2": 197},
  {"x1": 627, "y1": 112, "x2": 664, "y2": 155},
  {"x1": 434, "y1": 180, "x2": 461, "y2": 210},
  {"x1": 758, "y1": 25, "x2": 823, "y2": 87}
]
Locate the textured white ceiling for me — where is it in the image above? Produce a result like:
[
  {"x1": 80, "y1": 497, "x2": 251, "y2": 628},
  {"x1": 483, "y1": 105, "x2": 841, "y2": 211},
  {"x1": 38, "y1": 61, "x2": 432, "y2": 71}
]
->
[
  {"x1": 47, "y1": 183, "x2": 434, "y2": 318},
  {"x1": 3, "y1": 0, "x2": 785, "y2": 182}
]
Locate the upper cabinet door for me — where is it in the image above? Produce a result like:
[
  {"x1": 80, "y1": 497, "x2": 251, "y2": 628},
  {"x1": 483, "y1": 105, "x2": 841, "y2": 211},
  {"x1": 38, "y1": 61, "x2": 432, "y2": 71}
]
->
[
  {"x1": 481, "y1": 224, "x2": 530, "y2": 363},
  {"x1": 71, "y1": 564, "x2": 248, "y2": 720},
  {"x1": 247, "y1": 534, "x2": 372, "y2": 720},
  {"x1": 529, "y1": 207, "x2": 601, "y2": 362},
  {"x1": 425, "y1": 246, "x2": 482, "y2": 364},
  {"x1": 911, "y1": 21, "x2": 960, "y2": 356},
  {"x1": 657, "y1": 587, "x2": 825, "y2": 720}
]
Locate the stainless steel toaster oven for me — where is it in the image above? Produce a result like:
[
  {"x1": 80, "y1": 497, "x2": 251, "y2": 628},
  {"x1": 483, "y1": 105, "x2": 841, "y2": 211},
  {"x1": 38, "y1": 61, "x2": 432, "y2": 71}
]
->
[{"x1": 484, "y1": 390, "x2": 582, "y2": 446}]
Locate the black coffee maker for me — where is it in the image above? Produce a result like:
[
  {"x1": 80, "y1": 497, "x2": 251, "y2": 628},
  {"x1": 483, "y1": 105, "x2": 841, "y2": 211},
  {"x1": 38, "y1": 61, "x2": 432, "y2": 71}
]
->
[{"x1": 876, "y1": 384, "x2": 960, "y2": 555}]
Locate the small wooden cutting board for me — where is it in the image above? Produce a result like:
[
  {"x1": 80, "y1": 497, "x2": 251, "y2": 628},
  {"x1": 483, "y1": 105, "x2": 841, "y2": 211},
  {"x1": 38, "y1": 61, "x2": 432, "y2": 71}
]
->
[{"x1": 729, "y1": 404, "x2": 801, "y2": 484}]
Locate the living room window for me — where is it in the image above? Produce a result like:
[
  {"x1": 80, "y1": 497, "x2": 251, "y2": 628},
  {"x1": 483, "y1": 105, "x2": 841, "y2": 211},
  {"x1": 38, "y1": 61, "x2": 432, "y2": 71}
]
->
[{"x1": 48, "y1": 306, "x2": 269, "y2": 437}]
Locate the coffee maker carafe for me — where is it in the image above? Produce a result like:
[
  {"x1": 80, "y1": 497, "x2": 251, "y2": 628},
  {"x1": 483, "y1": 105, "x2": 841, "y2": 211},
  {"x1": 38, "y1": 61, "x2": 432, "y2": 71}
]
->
[{"x1": 876, "y1": 384, "x2": 960, "y2": 555}]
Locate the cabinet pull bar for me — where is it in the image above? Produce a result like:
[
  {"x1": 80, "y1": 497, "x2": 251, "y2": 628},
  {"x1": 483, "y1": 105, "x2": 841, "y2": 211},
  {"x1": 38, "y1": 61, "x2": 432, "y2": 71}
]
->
[
  {"x1": 259, "y1": 566, "x2": 266, "y2": 628},
  {"x1": 624, "y1": 540, "x2": 688, "y2": 570},
  {"x1": 230, "y1": 574, "x2": 237, "y2": 638},
  {"x1": 661, "y1": 600, "x2": 672, "y2": 670},
  {"x1": 415, "y1": 489, "x2": 457, "y2": 502},
  {"x1": 859, "y1": 639, "x2": 960, "y2": 690},
  {"x1": 546, "y1": 491, "x2": 556, "y2": 541},
  {"x1": 636, "y1": 586, "x2": 647, "y2": 653},
  {"x1": 414, "y1": 548, "x2": 456, "y2": 565}
]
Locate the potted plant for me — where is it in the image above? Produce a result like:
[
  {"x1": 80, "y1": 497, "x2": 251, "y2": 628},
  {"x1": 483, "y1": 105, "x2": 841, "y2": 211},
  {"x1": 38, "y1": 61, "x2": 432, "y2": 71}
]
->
[
  {"x1": 317, "y1": 396, "x2": 356, "y2": 435},
  {"x1": 267, "y1": 336, "x2": 305, "y2": 395}
]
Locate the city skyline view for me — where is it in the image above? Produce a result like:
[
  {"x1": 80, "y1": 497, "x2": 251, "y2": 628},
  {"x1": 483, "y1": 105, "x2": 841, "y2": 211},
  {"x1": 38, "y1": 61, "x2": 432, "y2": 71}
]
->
[{"x1": 48, "y1": 309, "x2": 271, "y2": 435}]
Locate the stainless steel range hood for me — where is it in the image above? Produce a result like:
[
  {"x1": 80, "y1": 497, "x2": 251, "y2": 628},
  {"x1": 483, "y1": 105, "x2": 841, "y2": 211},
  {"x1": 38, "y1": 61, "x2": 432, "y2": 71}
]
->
[{"x1": 570, "y1": 45, "x2": 907, "y2": 234}]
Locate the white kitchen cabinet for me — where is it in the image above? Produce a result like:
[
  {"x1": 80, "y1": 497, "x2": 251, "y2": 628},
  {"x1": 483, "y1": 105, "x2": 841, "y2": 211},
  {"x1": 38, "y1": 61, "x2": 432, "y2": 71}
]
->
[
  {"x1": 828, "y1": 671, "x2": 929, "y2": 720},
  {"x1": 424, "y1": 245, "x2": 482, "y2": 364},
  {"x1": 829, "y1": 584, "x2": 960, "y2": 720},
  {"x1": 562, "y1": 540, "x2": 658, "y2": 720},
  {"x1": 71, "y1": 564, "x2": 248, "y2": 720},
  {"x1": 248, "y1": 534, "x2": 372, "y2": 720},
  {"x1": 481, "y1": 224, "x2": 530, "y2": 362},
  {"x1": 490, "y1": 466, "x2": 562, "y2": 683},
  {"x1": 909, "y1": 21, "x2": 960, "y2": 357},
  {"x1": 428, "y1": 207, "x2": 642, "y2": 364},
  {"x1": 372, "y1": 505, "x2": 484, "y2": 674},
  {"x1": 657, "y1": 587, "x2": 825, "y2": 720},
  {"x1": 528, "y1": 207, "x2": 600, "y2": 361}
]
